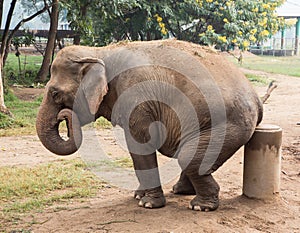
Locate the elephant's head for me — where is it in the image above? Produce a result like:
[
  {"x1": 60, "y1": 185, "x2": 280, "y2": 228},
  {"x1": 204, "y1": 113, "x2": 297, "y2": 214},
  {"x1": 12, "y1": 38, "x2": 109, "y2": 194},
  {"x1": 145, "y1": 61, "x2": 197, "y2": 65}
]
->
[{"x1": 36, "y1": 47, "x2": 108, "y2": 155}]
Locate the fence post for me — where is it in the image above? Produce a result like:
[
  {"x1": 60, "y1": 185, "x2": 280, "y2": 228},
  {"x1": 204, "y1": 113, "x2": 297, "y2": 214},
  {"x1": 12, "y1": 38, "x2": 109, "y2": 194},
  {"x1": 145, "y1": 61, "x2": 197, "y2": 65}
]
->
[
  {"x1": 243, "y1": 124, "x2": 282, "y2": 199},
  {"x1": 295, "y1": 17, "x2": 300, "y2": 56}
]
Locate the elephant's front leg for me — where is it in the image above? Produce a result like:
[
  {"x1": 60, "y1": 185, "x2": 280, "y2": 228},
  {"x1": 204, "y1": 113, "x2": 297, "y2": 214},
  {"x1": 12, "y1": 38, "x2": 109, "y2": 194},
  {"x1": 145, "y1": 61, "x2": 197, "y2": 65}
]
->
[{"x1": 130, "y1": 152, "x2": 166, "y2": 208}]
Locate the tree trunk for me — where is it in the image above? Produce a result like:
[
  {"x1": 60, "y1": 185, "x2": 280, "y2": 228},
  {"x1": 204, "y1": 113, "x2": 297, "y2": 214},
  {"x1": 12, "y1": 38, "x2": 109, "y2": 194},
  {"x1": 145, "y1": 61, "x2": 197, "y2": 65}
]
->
[
  {"x1": 73, "y1": 35, "x2": 81, "y2": 45},
  {"x1": 0, "y1": 0, "x2": 16, "y2": 116},
  {"x1": 36, "y1": 0, "x2": 59, "y2": 82}
]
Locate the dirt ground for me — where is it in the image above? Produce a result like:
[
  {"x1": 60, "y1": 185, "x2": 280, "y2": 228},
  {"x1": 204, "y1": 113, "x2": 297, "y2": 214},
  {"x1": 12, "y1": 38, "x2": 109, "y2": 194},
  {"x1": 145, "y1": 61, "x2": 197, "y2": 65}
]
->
[{"x1": 0, "y1": 67, "x2": 299, "y2": 232}]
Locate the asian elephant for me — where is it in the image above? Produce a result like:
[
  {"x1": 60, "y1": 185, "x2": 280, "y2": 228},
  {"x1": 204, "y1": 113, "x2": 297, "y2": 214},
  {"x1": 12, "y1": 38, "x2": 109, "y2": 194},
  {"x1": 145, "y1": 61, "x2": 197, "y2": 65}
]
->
[{"x1": 36, "y1": 39, "x2": 263, "y2": 211}]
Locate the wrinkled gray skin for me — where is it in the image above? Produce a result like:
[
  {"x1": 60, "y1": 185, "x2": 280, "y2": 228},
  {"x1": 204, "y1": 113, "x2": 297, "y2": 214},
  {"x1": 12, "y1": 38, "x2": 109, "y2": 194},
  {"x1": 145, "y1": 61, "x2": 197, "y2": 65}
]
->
[{"x1": 36, "y1": 40, "x2": 263, "y2": 211}]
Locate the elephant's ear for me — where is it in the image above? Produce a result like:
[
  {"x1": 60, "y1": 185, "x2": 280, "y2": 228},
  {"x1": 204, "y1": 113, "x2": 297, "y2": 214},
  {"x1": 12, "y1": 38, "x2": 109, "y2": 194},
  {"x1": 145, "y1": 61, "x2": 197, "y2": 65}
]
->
[{"x1": 75, "y1": 57, "x2": 108, "y2": 115}]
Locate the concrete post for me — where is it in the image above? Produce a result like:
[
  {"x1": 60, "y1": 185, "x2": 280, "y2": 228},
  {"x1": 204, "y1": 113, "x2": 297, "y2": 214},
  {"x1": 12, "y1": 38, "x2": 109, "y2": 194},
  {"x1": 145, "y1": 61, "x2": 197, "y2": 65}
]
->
[
  {"x1": 243, "y1": 124, "x2": 282, "y2": 199},
  {"x1": 295, "y1": 17, "x2": 300, "y2": 56}
]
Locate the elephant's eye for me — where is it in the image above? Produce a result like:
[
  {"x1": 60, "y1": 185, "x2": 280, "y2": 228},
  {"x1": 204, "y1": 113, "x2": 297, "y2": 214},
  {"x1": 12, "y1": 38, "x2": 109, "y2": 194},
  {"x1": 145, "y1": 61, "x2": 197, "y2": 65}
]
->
[{"x1": 51, "y1": 90, "x2": 59, "y2": 99}]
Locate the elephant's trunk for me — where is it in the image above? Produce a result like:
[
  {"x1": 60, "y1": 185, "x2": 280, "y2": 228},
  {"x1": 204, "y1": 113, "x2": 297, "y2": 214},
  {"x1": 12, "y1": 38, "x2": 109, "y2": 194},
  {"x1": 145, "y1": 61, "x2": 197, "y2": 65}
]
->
[{"x1": 36, "y1": 101, "x2": 82, "y2": 155}]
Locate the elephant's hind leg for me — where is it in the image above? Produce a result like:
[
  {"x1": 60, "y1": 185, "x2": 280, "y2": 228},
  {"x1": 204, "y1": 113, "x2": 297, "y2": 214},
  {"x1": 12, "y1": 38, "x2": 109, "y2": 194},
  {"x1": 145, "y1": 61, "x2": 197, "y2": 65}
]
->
[
  {"x1": 177, "y1": 136, "x2": 221, "y2": 211},
  {"x1": 187, "y1": 174, "x2": 220, "y2": 211}
]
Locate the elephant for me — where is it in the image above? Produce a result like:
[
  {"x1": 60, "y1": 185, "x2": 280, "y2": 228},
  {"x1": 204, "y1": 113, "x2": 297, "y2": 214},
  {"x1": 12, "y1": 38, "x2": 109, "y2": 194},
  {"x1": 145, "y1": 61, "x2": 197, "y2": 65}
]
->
[{"x1": 36, "y1": 39, "x2": 263, "y2": 211}]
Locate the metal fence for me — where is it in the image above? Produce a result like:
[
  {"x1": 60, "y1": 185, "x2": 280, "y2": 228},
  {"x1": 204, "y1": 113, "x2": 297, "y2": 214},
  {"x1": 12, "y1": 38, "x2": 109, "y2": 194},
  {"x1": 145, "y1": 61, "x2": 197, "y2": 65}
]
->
[{"x1": 250, "y1": 38, "x2": 299, "y2": 56}]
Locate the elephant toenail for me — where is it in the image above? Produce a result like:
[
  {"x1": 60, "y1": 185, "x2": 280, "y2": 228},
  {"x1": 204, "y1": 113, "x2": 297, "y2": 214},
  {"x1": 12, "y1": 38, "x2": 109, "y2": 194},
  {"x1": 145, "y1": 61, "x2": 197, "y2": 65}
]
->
[
  {"x1": 138, "y1": 200, "x2": 144, "y2": 207},
  {"x1": 193, "y1": 205, "x2": 201, "y2": 211},
  {"x1": 145, "y1": 202, "x2": 152, "y2": 208}
]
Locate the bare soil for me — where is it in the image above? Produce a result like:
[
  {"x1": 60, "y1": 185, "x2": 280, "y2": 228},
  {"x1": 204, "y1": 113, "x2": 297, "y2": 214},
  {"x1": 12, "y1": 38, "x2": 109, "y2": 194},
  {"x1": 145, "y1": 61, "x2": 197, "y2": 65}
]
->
[{"x1": 0, "y1": 68, "x2": 299, "y2": 232}]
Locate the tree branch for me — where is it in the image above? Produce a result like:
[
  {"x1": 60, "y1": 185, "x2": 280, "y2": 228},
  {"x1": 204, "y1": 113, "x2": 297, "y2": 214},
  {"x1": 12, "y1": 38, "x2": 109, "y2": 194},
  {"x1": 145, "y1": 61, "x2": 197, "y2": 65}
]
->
[
  {"x1": 3, "y1": 2, "x2": 53, "y2": 66},
  {"x1": 262, "y1": 81, "x2": 277, "y2": 104}
]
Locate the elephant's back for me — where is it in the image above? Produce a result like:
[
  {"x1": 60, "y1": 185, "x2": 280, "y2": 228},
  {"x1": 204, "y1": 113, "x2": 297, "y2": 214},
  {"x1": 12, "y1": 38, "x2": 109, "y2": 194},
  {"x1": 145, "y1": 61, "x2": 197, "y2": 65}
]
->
[
  {"x1": 103, "y1": 39, "x2": 263, "y2": 128},
  {"x1": 104, "y1": 39, "x2": 251, "y2": 93}
]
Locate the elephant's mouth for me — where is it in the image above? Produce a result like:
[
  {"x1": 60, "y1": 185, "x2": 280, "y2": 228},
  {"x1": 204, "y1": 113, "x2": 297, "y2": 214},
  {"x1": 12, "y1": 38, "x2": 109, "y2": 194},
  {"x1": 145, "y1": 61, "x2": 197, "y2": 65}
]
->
[{"x1": 57, "y1": 108, "x2": 83, "y2": 146}]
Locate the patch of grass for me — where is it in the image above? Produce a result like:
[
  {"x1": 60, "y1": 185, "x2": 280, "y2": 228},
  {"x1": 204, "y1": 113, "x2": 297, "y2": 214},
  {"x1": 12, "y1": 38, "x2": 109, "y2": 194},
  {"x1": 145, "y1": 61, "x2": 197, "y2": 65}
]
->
[
  {"x1": 0, "y1": 91, "x2": 42, "y2": 136},
  {"x1": 93, "y1": 117, "x2": 112, "y2": 129},
  {"x1": 4, "y1": 53, "x2": 44, "y2": 86},
  {"x1": 86, "y1": 156, "x2": 133, "y2": 172},
  {"x1": 0, "y1": 159, "x2": 103, "y2": 215},
  {"x1": 229, "y1": 55, "x2": 300, "y2": 77},
  {"x1": 245, "y1": 73, "x2": 270, "y2": 86},
  {"x1": 114, "y1": 157, "x2": 133, "y2": 168}
]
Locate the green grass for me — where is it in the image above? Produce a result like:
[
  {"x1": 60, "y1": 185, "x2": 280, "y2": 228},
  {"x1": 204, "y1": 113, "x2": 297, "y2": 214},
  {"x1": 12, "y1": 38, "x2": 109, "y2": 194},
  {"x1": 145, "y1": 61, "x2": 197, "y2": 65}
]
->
[
  {"x1": 0, "y1": 159, "x2": 103, "y2": 215},
  {"x1": 0, "y1": 91, "x2": 43, "y2": 136},
  {"x1": 93, "y1": 117, "x2": 112, "y2": 129},
  {"x1": 245, "y1": 73, "x2": 271, "y2": 86},
  {"x1": 230, "y1": 55, "x2": 300, "y2": 77},
  {"x1": 4, "y1": 53, "x2": 44, "y2": 86}
]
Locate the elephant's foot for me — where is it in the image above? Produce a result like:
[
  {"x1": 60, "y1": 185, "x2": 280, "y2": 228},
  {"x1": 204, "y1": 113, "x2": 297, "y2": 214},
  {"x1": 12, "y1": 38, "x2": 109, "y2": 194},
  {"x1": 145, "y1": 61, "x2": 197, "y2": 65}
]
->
[
  {"x1": 188, "y1": 194, "x2": 219, "y2": 211},
  {"x1": 172, "y1": 180, "x2": 196, "y2": 195},
  {"x1": 187, "y1": 174, "x2": 220, "y2": 211},
  {"x1": 172, "y1": 171, "x2": 196, "y2": 195},
  {"x1": 136, "y1": 187, "x2": 166, "y2": 209}
]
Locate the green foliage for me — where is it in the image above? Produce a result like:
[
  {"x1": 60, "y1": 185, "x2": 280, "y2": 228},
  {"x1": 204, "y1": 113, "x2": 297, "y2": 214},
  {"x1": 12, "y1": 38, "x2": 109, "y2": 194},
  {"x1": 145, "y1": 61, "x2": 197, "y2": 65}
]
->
[
  {"x1": 3, "y1": 54, "x2": 43, "y2": 86},
  {"x1": 12, "y1": 31, "x2": 35, "y2": 48},
  {"x1": 61, "y1": 0, "x2": 285, "y2": 49},
  {"x1": 0, "y1": 159, "x2": 103, "y2": 214}
]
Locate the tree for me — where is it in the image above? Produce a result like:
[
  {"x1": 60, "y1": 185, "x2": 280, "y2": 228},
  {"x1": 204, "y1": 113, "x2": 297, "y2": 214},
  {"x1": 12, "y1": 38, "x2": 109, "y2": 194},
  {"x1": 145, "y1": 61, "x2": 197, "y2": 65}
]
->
[
  {"x1": 36, "y1": 0, "x2": 59, "y2": 82},
  {"x1": 61, "y1": 0, "x2": 286, "y2": 49},
  {"x1": 0, "y1": 0, "x2": 52, "y2": 115}
]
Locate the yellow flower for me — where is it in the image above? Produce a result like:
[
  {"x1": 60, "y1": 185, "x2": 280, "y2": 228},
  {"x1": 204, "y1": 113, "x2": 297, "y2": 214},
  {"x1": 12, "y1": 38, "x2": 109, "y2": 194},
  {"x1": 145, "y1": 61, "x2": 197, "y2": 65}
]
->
[
  {"x1": 252, "y1": 7, "x2": 258, "y2": 13},
  {"x1": 161, "y1": 28, "x2": 168, "y2": 35},
  {"x1": 260, "y1": 30, "x2": 270, "y2": 37},
  {"x1": 249, "y1": 35, "x2": 257, "y2": 42},
  {"x1": 262, "y1": 3, "x2": 270, "y2": 9},
  {"x1": 232, "y1": 39, "x2": 237, "y2": 43},
  {"x1": 250, "y1": 28, "x2": 257, "y2": 34},
  {"x1": 259, "y1": 18, "x2": 268, "y2": 27},
  {"x1": 226, "y1": 1, "x2": 231, "y2": 7},
  {"x1": 243, "y1": 40, "x2": 250, "y2": 48},
  {"x1": 220, "y1": 6, "x2": 224, "y2": 10},
  {"x1": 262, "y1": 12, "x2": 267, "y2": 17},
  {"x1": 218, "y1": 36, "x2": 227, "y2": 43},
  {"x1": 207, "y1": 25, "x2": 213, "y2": 31},
  {"x1": 159, "y1": 22, "x2": 165, "y2": 28},
  {"x1": 238, "y1": 31, "x2": 243, "y2": 35},
  {"x1": 196, "y1": 0, "x2": 203, "y2": 7},
  {"x1": 206, "y1": 0, "x2": 213, "y2": 3},
  {"x1": 199, "y1": 32, "x2": 205, "y2": 37},
  {"x1": 223, "y1": 18, "x2": 229, "y2": 23},
  {"x1": 156, "y1": 16, "x2": 163, "y2": 23}
]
